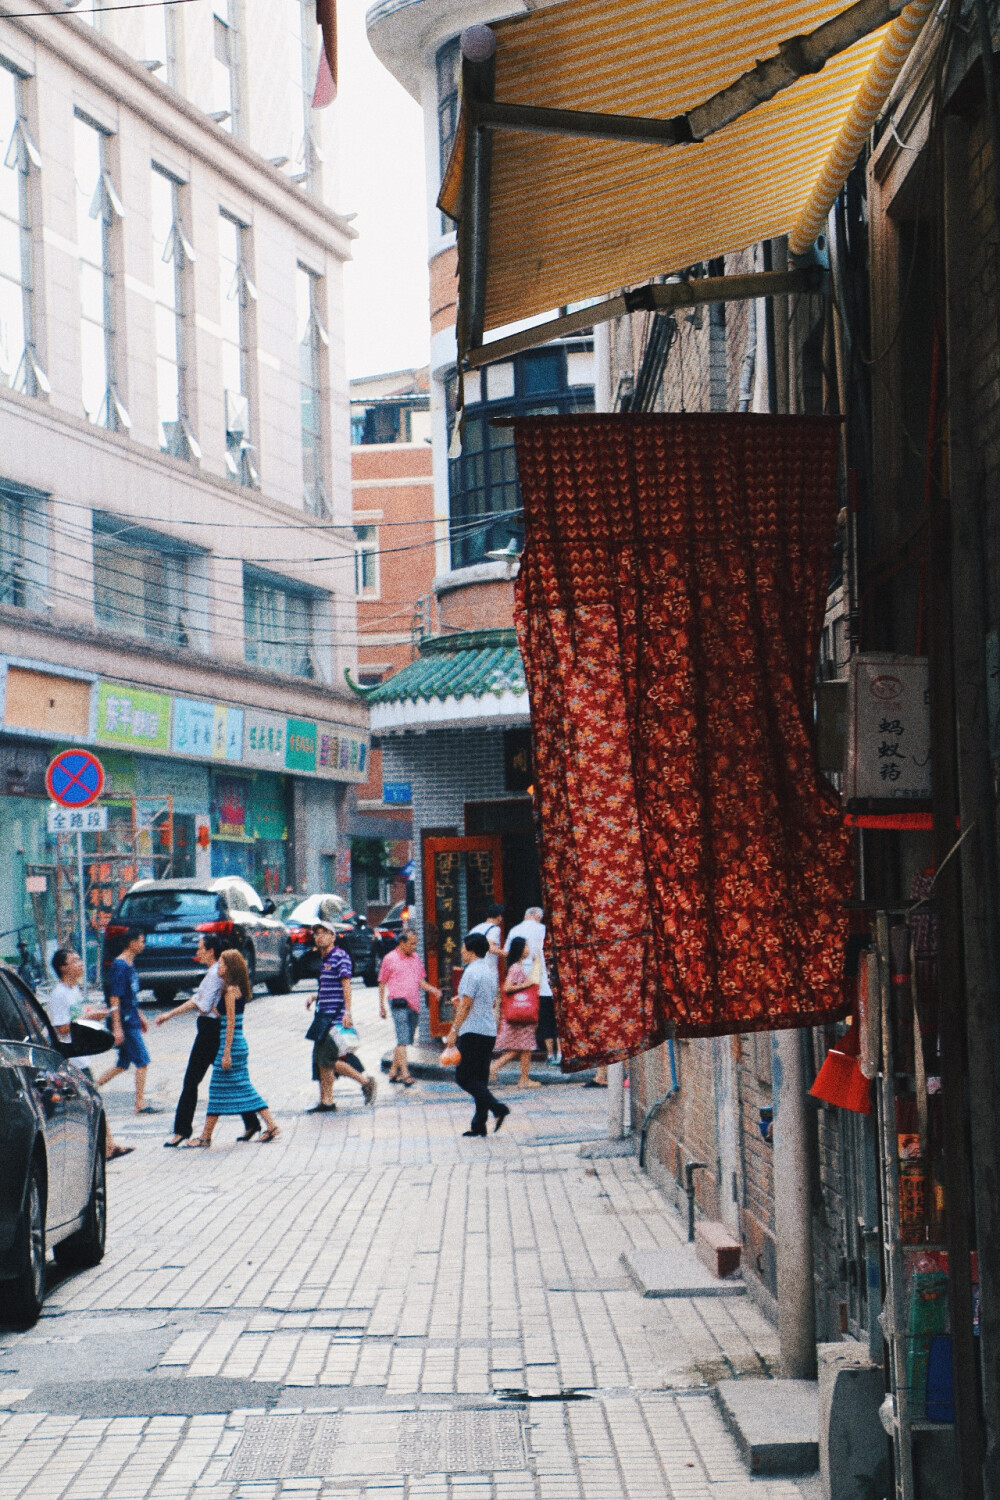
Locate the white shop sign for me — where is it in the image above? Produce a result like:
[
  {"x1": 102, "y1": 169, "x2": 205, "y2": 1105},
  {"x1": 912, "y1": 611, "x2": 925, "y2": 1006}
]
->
[
  {"x1": 48, "y1": 803, "x2": 108, "y2": 833},
  {"x1": 845, "y1": 654, "x2": 931, "y2": 800}
]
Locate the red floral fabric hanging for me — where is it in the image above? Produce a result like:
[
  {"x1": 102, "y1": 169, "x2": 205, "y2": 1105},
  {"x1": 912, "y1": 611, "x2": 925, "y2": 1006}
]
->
[{"x1": 513, "y1": 413, "x2": 852, "y2": 1068}]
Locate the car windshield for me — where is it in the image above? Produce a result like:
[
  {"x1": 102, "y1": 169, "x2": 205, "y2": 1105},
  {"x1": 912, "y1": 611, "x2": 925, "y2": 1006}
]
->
[
  {"x1": 119, "y1": 890, "x2": 222, "y2": 922},
  {"x1": 288, "y1": 895, "x2": 348, "y2": 926},
  {"x1": 384, "y1": 903, "x2": 405, "y2": 923}
]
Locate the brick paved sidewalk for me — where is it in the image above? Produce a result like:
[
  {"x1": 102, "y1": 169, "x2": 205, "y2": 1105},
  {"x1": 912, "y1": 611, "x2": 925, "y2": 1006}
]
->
[{"x1": 0, "y1": 986, "x2": 819, "y2": 1499}]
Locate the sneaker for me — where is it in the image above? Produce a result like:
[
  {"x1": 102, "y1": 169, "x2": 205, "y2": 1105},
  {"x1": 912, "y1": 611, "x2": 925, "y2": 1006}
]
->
[
  {"x1": 306, "y1": 1101, "x2": 337, "y2": 1113},
  {"x1": 362, "y1": 1076, "x2": 378, "y2": 1106},
  {"x1": 546, "y1": 1054, "x2": 561, "y2": 1068}
]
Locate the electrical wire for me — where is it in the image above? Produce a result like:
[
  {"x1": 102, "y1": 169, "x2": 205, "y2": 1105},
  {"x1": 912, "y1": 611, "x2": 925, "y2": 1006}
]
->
[
  {"x1": 43, "y1": 490, "x2": 523, "y2": 532},
  {"x1": 0, "y1": 0, "x2": 198, "y2": 19}
]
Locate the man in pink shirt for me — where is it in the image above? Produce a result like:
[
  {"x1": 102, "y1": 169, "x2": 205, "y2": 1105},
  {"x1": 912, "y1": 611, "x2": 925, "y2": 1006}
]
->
[{"x1": 378, "y1": 928, "x2": 441, "y2": 1087}]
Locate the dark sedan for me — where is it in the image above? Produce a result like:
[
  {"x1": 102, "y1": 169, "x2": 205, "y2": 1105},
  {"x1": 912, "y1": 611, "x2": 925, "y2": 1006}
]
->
[
  {"x1": 0, "y1": 967, "x2": 110, "y2": 1327},
  {"x1": 371, "y1": 901, "x2": 414, "y2": 966},
  {"x1": 101, "y1": 878, "x2": 294, "y2": 1004},
  {"x1": 280, "y1": 894, "x2": 379, "y2": 987}
]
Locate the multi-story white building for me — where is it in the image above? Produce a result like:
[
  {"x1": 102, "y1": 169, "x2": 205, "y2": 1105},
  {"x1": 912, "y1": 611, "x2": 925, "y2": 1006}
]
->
[{"x1": 0, "y1": 0, "x2": 366, "y2": 972}]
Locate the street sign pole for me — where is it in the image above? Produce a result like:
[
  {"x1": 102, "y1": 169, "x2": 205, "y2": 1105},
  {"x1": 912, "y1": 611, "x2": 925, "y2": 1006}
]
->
[{"x1": 77, "y1": 829, "x2": 88, "y2": 1002}]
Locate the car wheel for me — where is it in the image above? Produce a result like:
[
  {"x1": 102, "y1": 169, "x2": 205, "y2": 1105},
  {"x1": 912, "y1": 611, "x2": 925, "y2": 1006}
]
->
[
  {"x1": 0, "y1": 1160, "x2": 46, "y2": 1328},
  {"x1": 54, "y1": 1142, "x2": 106, "y2": 1271},
  {"x1": 266, "y1": 947, "x2": 294, "y2": 995},
  {"x1": 153, "y1": 987, "x2": 177, "y2": 1006},
  {"x1": 363, "y1": 962, "x2": 379, "y2": 988}
]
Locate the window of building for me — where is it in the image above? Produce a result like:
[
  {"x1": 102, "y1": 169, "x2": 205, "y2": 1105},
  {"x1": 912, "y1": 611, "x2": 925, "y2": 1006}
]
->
[
  {"x1": 436, "y1": 37, "x2": 460, "y2": 231},
  {"x1": 296, "y1": 264, "x2": 329, "y2": 517},
  {"x1": 151, "y1": 166, "x2": 199, "y2": 461},
  {"x1": 219, "y1": 212, "x2": 258, "y2": 487},
  {"x1": 92, "y1": 515, "x2": 197, "y2": 649},
  {"x1": 0, "y1": 479, "x2": 46, "y2": 610},
  {"x1": 0, "y1": 67, "x2": 43, "y2": 397},
  {"x1": 140, "y1": 0, "x2": 175, "y2": 81},
  {"x1": 243, "y1": 566, "x2": 320, "y2": 678},
  {"x1": 211, "y1": 0, "x2": 241, "y2": 132},
  {"x1": 447, "y1": 346, "x2": 594, "y2": 568},
  {"x1": 75, "y1": 115, "x2": 126, "y2": 429},
  {"x1": 354, "y1": 525, "x2": 379, "y2": 597}
]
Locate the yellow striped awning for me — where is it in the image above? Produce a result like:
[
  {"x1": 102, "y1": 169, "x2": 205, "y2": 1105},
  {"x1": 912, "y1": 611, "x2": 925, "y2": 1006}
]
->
[{"x1": 439, "y1": 0, "x2": 929, "y2": 338}]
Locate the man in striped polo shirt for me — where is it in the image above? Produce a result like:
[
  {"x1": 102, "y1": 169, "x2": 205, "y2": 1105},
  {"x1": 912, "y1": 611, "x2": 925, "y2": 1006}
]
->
[{"x1": 305, "y1": 918, "x2": 377, "y2": 1113}]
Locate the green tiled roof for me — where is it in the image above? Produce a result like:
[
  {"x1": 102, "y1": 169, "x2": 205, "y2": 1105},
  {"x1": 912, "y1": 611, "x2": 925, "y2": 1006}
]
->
[{"x1": 363, "y1": 629, "x2": 526, "y2": 705}]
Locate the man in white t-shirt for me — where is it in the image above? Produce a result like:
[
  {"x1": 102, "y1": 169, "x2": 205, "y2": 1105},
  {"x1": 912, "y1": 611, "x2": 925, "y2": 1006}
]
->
[
  {"x1": 505, "y1": 907, "x2": 560, "y2": 1066},
  {"x1": 470, "y1": 903, "x2": 505, "y2": 980}
]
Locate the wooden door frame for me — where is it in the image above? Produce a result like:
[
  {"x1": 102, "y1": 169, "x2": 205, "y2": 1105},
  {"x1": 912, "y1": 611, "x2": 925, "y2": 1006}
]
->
[{"x1": 423, "y1": 834, "x2": 503, "y2": 1036}]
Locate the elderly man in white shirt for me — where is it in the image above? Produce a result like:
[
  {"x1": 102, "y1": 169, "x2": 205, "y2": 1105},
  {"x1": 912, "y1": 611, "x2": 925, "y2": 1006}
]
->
[{"x1": 504, "y1": 906, "x2": 559, "y2": 1066}]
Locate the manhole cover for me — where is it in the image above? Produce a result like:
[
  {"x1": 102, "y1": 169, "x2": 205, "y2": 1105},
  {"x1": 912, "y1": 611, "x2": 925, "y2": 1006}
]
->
[{"x1": 225, "y1": 1410, "x2": 526, "y2": 1480}]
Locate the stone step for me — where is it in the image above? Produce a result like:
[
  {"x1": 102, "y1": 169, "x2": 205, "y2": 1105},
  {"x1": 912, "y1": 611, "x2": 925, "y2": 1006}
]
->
[
  {"x1": 695, "y1": 1219, "x2": 742, "y2": 1279},
  {"x1": 620, "y1": 1246, "x2": 746, "y2": 1298},
  {"x1": 713, "y1": 1378, "x2": 819, "y2": 1475}
]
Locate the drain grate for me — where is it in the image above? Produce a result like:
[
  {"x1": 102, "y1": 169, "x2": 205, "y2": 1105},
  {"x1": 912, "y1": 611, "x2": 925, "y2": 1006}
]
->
[{"x1": 225, "y1": 1410, "x2": 526, "y2": 1480}]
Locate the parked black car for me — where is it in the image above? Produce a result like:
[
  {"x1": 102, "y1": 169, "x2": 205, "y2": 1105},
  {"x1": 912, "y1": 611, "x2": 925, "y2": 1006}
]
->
[
  {"x1": 101, "y1": 878, "x2": 294, "y2": 1004},
  {"x1": 279, "y1": 893, "x2": 379, "y2": 987},
  {"x1": 371, "y1": 901, "x2": 414, "y2": 966},
  {"x1": 0, "y1": 966, "x2": 111, "y2": 1327}
]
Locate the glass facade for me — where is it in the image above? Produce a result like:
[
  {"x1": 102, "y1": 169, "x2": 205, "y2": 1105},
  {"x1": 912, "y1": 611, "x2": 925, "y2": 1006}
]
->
[
  {"x1": 243, "y1": 566, "x2": 318, "y2": 678},
  {"x1": 448, "y1": 348, "x2": 594, "y2": 569},
  {"x1": 219, "y1": 212, "x2": 257, "y2": 486},
  {"x1": 0, "y1": 482, "x2": 46, "y2": 610},
  {"x1": 296, "y1": 265, "x2": 327, "y2": 516},
  {"x1": 151, "y1": 166, "x2": 196, "y2": 460},
  {"x1": 75, "y1": 115, "x2": 120, "y2": 427},
  {"x1": 354, "y1": 525, "x2": 378, "y2": 597},
  {"x1": 211, "y1": 0, "x2": 240, "y2": 132},
  {"x1": 0, "y1": 67, "x2": 38, "y2": 395},
  {"x1": 93, "y1": 517, "x2": 191, "y2": 648},
  {"x1": 436, "y1": 38, "x2": 460, "y2": 231}
]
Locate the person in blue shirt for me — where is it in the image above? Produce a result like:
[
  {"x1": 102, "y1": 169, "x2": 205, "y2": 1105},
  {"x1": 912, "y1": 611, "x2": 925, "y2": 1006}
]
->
[
  {"x1": 304, "y1": 918, "x2": 377, "y2": 1113},
  {"x1": 96, "y1": 927, "x2": 157, "y2": 1114}
]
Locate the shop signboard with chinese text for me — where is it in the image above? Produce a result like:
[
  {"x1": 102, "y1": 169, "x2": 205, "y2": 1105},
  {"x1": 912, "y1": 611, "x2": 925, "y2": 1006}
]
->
[
  {"x1": 845, "y1": 655, "x2": 931, "y2": 801},
  {"x1": 285, "y1": 718, "x2": 317, "y2": 773},
  {"x1": 97, "y1": 684, "x2": 171, "y2": 752},
  {"x1": 243, "y1": 710, "x2": 286, "y2": 769},
  {"x1": 173, "y1": 699, "x2": 243, "y2": 761}
]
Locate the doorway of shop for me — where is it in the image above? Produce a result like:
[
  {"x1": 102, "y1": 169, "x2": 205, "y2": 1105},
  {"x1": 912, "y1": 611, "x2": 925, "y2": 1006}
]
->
[{"x1": 464, "y1": 799, "x2": 541, "y2": 931}]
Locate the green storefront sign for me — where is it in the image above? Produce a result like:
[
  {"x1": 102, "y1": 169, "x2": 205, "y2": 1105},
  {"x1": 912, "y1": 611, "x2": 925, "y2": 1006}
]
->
[
  {"x1": 96, "y1": 683, "x2": 171, "y2": 752},
  {"x1": 285, "y1": 718, "x2": 317, "y2": 773}
]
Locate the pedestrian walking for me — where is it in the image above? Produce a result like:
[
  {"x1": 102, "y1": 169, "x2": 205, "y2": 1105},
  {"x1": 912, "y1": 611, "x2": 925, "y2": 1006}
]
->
[
  {"x1": 470, "y1": 902, "x2": 505, "y2": 979},
  {"x1": 96, "y1": 928, "x2": 158, "y2": 1113},
  {"x1": 505, "y1": 906, "x2": 560, "y2": 1066},
  {"x1": 445, "y1": 931, "x2": 509, "y2": 1137},
  {"x1": 156, "y1": 934, "x2": 261, "y2": 1146},
  {"x1": 305, "y1": 919, "x2": 377, "y2": 1112},
  {"x1": 46, "y1": 948, "x2": 132, "y2": 1160},
  {"x1": 378, "y1": 927, "x2": 440, "y2": 1086},
  {"x1": 185, "y1": 949, "x2": 279, "y2": 1146},
  {"x1": 490, "y1": 935, "x2": 541, "y2": 1089}
]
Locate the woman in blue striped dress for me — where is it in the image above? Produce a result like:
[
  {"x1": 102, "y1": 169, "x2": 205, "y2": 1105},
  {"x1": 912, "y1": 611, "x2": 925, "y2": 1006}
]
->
[{"x1": 188, "y1": 949, "x2": 279, "y2": 1146}]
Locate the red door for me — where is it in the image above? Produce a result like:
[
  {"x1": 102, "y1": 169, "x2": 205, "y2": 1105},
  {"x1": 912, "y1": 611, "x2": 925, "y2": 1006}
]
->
[{"x1": 423, "y1": 835, "x2": 503, "y2": 1037}]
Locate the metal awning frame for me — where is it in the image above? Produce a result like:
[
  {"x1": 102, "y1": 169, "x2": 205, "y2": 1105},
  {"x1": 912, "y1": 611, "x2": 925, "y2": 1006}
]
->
[
  {"x1": 451, "y1": 0, "x2": 912, "y2": 360},
  {"x1": 464, "y1": 265, "x2": 829, "y2": 368}
]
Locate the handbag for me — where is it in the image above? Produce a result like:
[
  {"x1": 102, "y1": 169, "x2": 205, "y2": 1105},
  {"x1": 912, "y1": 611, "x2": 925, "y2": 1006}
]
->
[
  {"x1": 305, "y1": 1010, "x2": 332, "y2": 1044},
  {"x1": 502, "y1": 982, "x2": 539, "y2": 1025}
]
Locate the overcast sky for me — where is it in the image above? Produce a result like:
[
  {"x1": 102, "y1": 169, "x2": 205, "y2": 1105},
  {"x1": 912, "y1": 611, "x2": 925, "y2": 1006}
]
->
[{"x1": 335, "y1": 0, "x2": 431, "y2": 380}]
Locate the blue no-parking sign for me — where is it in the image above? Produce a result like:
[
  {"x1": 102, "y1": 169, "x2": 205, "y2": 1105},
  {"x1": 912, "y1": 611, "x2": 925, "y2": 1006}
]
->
[{"x1": 45, "y1": 749, "x2": 105, "y2": 809}]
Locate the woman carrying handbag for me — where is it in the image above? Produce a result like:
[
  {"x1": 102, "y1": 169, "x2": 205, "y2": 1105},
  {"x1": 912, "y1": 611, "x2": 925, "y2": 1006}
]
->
[{"x1": 490, "y1": 936, "x2": 541, "y2": 1089}]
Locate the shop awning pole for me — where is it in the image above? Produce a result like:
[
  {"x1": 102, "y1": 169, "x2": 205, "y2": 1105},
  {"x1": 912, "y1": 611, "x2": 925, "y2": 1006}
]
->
[
  {"x1": 458, "y1": 37, "x2": 497, "y2": 356},
  {"x1": 464, "y1": 265, "x2": 826, "y2": 369},
  {"x1": 788, "y1": 0, "x2": 935, "y2": 255}
]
